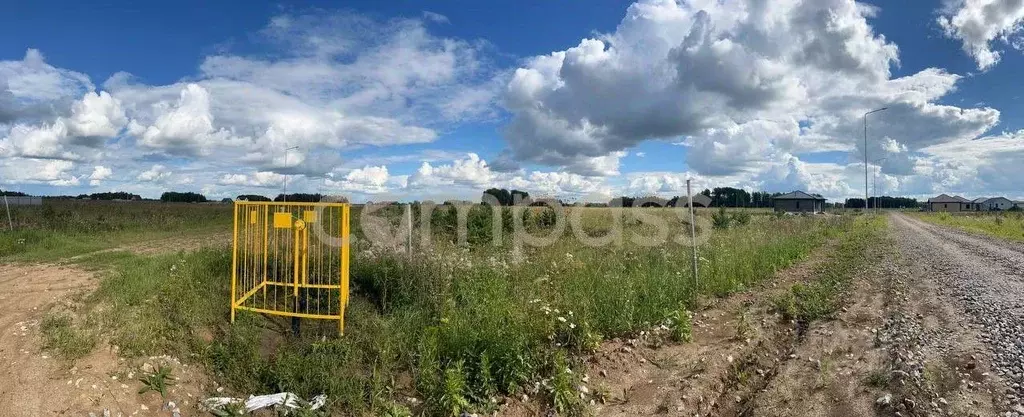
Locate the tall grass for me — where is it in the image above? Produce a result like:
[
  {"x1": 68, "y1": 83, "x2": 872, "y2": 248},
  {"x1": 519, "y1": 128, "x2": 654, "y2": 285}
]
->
[
  {"x1": 0, "y1": 200, "x2": 233, "y2": 259},
  {"x1": 913, "y1": 211, "x2": 1024, "y2": 241},
  {"x1": 30, "y1": 203, "x2": 863, "y2": 415}
]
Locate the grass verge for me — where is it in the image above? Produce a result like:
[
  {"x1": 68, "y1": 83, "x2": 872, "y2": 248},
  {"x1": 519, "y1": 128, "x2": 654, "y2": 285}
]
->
[
  {"x1": 44, "y1": 212, "x2": 862, "y2": 416},
  {"x1": 773, "y1": 215, "x2": 886, "y2": 328},
  {"x1": 912, "y1": 211, "x2": 1024, "y2": 242}
]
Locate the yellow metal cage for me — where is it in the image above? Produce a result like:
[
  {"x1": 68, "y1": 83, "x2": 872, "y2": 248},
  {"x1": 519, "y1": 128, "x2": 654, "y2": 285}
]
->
[{"x1": 230, "y1": 201, "x2": 351, "y2": 334}]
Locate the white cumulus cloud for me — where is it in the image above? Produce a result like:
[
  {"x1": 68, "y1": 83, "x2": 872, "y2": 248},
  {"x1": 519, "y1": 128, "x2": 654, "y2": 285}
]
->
[
  {"x1": 501, "y1": 0, "x2": 998, "y2": 182},
  {"x1": 137, "y1": 164, "x2": 172, "y2": 182},
  {"x1": 89, "y1": 165, "x2": 113, "y2": 186},
  {"x1": 938, "y1": 0, "x2": 1024, "y2": 70}
]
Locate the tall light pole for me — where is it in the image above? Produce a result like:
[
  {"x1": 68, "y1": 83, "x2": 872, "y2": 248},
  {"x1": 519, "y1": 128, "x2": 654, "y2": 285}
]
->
[
  {"x1": 863, "y1": 107, "x2": 887, "y2": 211},
  {"x1": 872, "y1": 157, "x2": 887, "y2": 213},
  {"x1": 282, "y1": 146, "x2": 299, "y2": 203},
  {"x1": 0, "y1": 146, "x2": 12, "y2": 231}
]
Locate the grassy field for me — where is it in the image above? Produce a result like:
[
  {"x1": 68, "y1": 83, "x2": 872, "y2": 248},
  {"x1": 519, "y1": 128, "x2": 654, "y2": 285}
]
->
[
  {"x1": 2, "y1": 200, "x2": 879, "y2": 416},
  {"x1": 912, "y1": 211, "x2": 1024, "y2": 242},
  {"x1": 0, "y1": 200, "x2": 233, "y2": 260}
]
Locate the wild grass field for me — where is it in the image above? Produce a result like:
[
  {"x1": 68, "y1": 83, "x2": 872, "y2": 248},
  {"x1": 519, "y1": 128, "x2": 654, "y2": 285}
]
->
[
  {"x1": 0, "y1": 200, "x2": 233, "y2": 260},
  {"x1": 912, "y1": 211, "x2": 1024, "y2": 242},
  {"x1": 0, "y1": 200, "x2": 877, "y2": 416}
]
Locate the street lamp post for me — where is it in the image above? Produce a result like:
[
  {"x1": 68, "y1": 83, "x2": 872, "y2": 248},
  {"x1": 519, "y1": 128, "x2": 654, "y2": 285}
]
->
[
  {"x1": 872, "y1": 157, "x2": 887, "y2": 214},
  {"x1": 0, "y1": 146, "x2": 13, "y2": 231},
  {"x1": 863, "y1": 107, "x2": 887, "y2": 212},
  {"x1": 282, "y1": 146, "x2": 299, "y2": 203}
]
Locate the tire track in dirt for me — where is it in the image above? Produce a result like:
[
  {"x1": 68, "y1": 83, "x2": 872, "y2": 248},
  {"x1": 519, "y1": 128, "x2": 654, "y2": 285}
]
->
[
  {"x1": 564, "y1": 215, "x2": 1014, "y2": 417},
  {"x1": 580, "y1": 236, "x2": 863, "y2": 417},
  {"x1": 64, "y1": 231, "x2": 232, "y2": 263}
]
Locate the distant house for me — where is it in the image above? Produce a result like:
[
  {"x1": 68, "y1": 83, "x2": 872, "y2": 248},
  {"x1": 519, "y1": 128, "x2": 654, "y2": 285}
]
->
[
  {"x1": 974, "y1": 197, "x2": 1014, "y2": 211},
  {"x1": 927, "y1": 194, "x2": 970, "y2": 212},
  {"x1": 673, "y1": 193, "x2": 712, "y2": 208},
  {"x1": 773, "y1": 191, "x2": 826, "y2": 213},
  {"x1": 968, "y1": 197, "x2": 988, "y2": 211},
  {"x1": 1, "y1": 196, "x2": 42, "y2": 206}
]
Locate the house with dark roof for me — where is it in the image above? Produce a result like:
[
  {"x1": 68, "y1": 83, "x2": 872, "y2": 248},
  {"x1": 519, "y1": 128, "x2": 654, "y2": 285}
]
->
[
  {"x1": 772, "y1": 191, "x2": 826, "y2": 213},
  {"x1": 930, "y1": 194, "x2": 1018, "y2": 212},
  {"x1": 673, "y1": 193, "x2": 711, "y2": 208},
  {"x1": 973, "y1": 197, "x2": 1014, "y2": 211},
  {"x1": 927, "y1": 194, "x2": 969, "y2": 212}
]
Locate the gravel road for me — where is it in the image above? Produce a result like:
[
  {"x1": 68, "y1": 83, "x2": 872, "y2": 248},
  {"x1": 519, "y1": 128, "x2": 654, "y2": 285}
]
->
[{"x1": 893, "y1": 213, "x2": 1024, "y2": 414}]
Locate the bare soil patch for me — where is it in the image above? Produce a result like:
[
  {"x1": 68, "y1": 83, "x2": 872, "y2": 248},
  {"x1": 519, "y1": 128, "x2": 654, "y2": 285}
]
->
[{"x1": 0, "y1": 264, "x2": 208, "y2": 416}]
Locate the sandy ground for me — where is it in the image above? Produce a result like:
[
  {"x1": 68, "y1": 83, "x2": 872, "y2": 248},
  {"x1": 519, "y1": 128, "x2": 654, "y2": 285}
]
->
[
  {"x1": 0, "y1": 264, "x2": 208, "y2": 416},
  {"x1": 0, "y1": 233, "x2": 229, "y2": 416},
  {"x1": 0, "y1": 264, "x2": 96, "y2": 414}
]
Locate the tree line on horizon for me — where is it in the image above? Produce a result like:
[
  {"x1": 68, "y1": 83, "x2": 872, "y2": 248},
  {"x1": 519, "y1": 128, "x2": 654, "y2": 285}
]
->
[
  {"x1": 7, "y1": 187, "x2": 924, "y2": 208},
  {"x1": 479, "y1": 187, "x2": 922, "y2": 209}
]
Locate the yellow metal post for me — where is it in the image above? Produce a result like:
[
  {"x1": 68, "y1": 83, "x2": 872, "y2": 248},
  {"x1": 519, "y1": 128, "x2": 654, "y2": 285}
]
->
[
  {"x1": 301, "y1": 227, "x2": 309, "y2": 286},
  {"x1": 340, "y1": 204, "x2": 350, "y2": 335},
  {"x1": 293, "y1": 218, "x2": 300, "y2": 297},
  {"x1": 262, "y1": 204, "x2": 269, "y2": 298},
  {"x1": 230, "y1": 203, "x2": 239, "y2": 323}
]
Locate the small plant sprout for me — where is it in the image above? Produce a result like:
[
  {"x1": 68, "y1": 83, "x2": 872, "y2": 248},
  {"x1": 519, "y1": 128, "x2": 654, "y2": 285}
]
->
[
  {"x1": 668, "y1": 305, "x2": 693, "y2": 343},
  {"x1": 138, "y1": 365, "x2": 176, "y2": 398}
]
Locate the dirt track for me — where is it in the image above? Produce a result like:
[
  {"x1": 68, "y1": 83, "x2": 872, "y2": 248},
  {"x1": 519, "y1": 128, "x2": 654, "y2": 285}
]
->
[
  {"x1": 0, "y1": 264, "x2": 95, "y2": 415},
  {"x1": 514, "y1": 214, "x2": 1021, "y2": 417},
  {"x1": 0, "y1": 234, "x2": 227, "y2": 416},
  {"x1": 891, "y1": 213, "x2": 1024, "y2": 415}
]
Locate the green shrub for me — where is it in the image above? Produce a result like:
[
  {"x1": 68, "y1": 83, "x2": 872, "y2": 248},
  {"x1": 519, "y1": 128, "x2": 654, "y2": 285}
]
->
[
  {"x1": 731, "y1": 210, "x2": 752, "y2": 226},
  {"x1": 436, "y1": 361, "x2": 470, "y2": 416},
  {"x1": 712, "y1": 207, "x2": 732, "y2": 229},
  {"x1": 537, "y1": 207, "x2": 558, "y2": 228}
]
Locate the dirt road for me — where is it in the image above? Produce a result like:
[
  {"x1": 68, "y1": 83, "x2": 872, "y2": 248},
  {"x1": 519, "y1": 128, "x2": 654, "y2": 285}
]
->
[
  {"x1": 0, "y1": 265, "x2": 95, "y2": 414},
  {"x1": 0, "y1": 233, "x2": 226, "y2": 416},
  {"x1": 525, "y1": 214, "x2": 1021, "y2": 417},
  {"x1": 892, "y1": 213, "x2": 1024, "y2": 415}
]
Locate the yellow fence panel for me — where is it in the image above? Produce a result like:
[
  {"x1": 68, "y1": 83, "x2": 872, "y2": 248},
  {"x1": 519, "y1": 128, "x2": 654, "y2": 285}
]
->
[{"x1": 230, "y1": 201, "x2": 351, "y2": 334}]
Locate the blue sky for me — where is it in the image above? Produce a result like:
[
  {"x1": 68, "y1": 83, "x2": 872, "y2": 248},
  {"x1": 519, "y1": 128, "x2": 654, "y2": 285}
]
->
[{"x1": 2, "y1": 0, "x2": 1024, "y2": 201}]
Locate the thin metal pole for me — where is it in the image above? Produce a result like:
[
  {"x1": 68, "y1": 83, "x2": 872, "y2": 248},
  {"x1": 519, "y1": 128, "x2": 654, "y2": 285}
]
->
[
  {"x1": 282, "y1": 149, "x2": 290, "y2": 204},
  {"x1": 872, "y1": 157, "x2": 887, "y2": 214},
  {"x1": 282, "y1": 146, "x2": 299, "y2": 204},
  {"x1": 687, "y1": 180, "x2": 698, "y2": 303},
  {"x1": 405, "y1": 204, "x2": 413, "y2": 255},
  {"x1": 864, "y1": 115, "x2": 868, "y2": 212},
  {"x1": 863, "y1": 107, "x2": 887, "y2": 212},
  {"x1": 2, "y1": 193, "x2": 11, "y2": 231}
]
